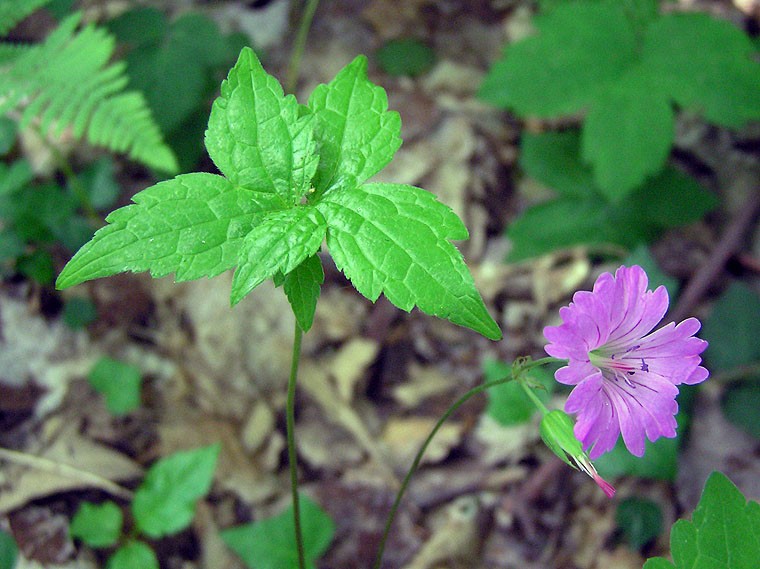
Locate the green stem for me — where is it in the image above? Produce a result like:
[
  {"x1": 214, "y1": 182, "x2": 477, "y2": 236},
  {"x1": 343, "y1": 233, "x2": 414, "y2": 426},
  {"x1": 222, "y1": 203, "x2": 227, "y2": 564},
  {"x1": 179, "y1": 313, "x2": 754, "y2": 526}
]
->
[
  {"x1": 372, "y1": 376, "x2": 510, "y2": 569},
  {"x1": 518, "y1": 377, "x2": 551, "y2": 415},
  {"x1": 371, "y1": 355, "x2": 562, "y2": 569},
  {"x1": 284, "y1": 0, "x2": 320, "y2": 94},
  {"x1": 287, "y1": 322, "x2": 306, "y2": 569}
]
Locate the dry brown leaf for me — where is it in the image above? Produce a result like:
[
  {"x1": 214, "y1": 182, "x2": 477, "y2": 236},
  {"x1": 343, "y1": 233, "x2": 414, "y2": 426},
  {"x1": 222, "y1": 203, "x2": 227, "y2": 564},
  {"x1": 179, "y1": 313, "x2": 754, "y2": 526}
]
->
[
  {"x1": 158, "y1": 407, "x2": 278, "y2": 506},
  {"x1": 403, "y1": 496, "x2": 483, "y2": 569},
  {"x1": 473, "y1": 415, "x2": 537, "y2": 466},
  {"x1": 392, "y1": 363, "x2": 457, "y2": 409},
  {"x1": 299, "y1": 362, "x2": 397, "y2": 485},
  {"x1": 0, "y1": 428, "x2": 142, "y2": 513},
  {"x1": 382, "y1": 417, "x2": 463, "y2": 469},
  {"x1": 329, "y1": 337, "x2": 379, "y2": 402}
]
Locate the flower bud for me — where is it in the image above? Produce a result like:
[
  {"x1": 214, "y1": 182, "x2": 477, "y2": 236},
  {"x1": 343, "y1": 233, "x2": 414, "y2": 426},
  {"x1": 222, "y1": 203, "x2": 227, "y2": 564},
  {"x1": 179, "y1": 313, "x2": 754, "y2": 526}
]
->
[{"x1": 539, "y1": 410, "x2": 616, "y2": 498}]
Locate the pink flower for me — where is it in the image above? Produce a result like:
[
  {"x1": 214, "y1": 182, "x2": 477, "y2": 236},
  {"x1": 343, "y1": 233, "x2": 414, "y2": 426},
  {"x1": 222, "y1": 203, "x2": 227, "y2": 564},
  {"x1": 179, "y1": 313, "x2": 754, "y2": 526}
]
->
[{"x1": 543, "y1": 266, "x2": 709, "y2": 459}]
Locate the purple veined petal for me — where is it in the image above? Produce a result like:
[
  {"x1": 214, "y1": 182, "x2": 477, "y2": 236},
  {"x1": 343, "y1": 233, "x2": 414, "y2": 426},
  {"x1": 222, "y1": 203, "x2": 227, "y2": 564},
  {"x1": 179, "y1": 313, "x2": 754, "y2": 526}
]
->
[
  {"x1": 555, "y1": 361, "x2": 598, "y2": 386},
  {"x1": 606, "y1": 285, "x2": 669, "y2": 348},
  {"x1": 544, "y1": 265, "x2": 710, "y2": 461}
]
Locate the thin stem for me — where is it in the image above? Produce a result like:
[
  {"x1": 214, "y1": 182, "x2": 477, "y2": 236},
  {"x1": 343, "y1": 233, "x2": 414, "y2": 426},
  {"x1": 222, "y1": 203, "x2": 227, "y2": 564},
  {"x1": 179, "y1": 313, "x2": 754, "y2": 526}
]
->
[
  {"x1": 287, "y1": 321, "x2": 306, "y2": 569},
  {"x1": 284, "y1": 0, "x2": 320, "y2": 94},
  {"x1": 518, "y1": 377, "x2": 551, "y2": 415},
  {"x1": 0, "y1": 447, "x2": 133, "y2": 500},
  {"x1": 372, "y1": 376, "x2": 513, "y2": 569}
]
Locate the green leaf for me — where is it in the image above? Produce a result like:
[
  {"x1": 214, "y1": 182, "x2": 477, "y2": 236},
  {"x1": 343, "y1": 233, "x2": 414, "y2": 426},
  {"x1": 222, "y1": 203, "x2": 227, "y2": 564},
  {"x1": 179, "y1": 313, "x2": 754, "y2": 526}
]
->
[
  {"x1": 107, "y1": 541, "x2": 158, "y2": 569},
  {"x1": 642, "y1": 13, "x2": 760, "y2": 127},
  {"x1": 230, "y1": 207, "x2": 326, "y2": 305},
  {"x1": 701, "y1": 283, "x2": 760, "y2": 371},
  {"x1": 132, "y1": 444, "x2": 219, "y2": 539},
  {"x1": 283, "y1": 254, "x2": 324, "y2": 332},
  {"x1": 62, "y1": 296, "x2": 99, "y2": 329},
  {"x1": 70, "y1": 501, "x2": 123, "y2": 548},
  {"x1": 644, "y1": 472, "x2": 760, "y2": 569},
  {"x1": 117, "y1": 11, "x2": 235, "y2": 134},
  {"x1": 506, "y1": 196, "x2": 656, "y2": 261},
  {"x1": 318, "y1": 183, "x2": 501, "y2": 340},
  {"x1": 0, "y1": 529, "x2": 18, "y2": 569},
  {"x1": 221, "y1": 494, "x2": 335, "y2": 569},
  {"x1": 88, "y1": 357, "x2": 142, "y2": 416},
  {"x1": 205, "y1": 47, "x2": 318, "y2": 204},
  {"x1": 721, "y1": 380, "x2": 760, "y2": 440},
  {"x1": 478, "y1": 1, "x2": 637, "y2": 117},
  {"x1": 55, "y1": 173, "x2": 284, "y2": 289},
  {"x1": 484, "y1": 360, "x2": 554, "y2": 425},
  {"x1": 0, "y1": 117, "x2": 17, "y2": 155},
  {"x1": 78, "y1": 157, "x2": 121, "y2": 210},
  {"x1": 520, "y1": 131, "x2": 596, "y2": 198},
  {"x1": 616, "y1": 497, "x2": 663, "y2": 550},
  {"x1": 308, "y1": 55, "x2": 402, "y2": 194},
  {"x1": 639, "y1": 167, "x2": 718, "y2": 228},
  {"x1": 376, "y1": 38, "x2": 436, "y2": 77},
  {"x1": 581, "y1": 68, "x2": 673, "y2": 198}
]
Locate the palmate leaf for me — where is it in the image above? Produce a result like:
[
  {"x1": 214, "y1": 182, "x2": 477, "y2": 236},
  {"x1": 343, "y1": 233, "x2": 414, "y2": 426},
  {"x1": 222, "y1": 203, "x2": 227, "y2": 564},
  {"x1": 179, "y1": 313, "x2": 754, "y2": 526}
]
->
[
  {"x1": 318, "y1": 183, "x2": 501, "y2": 340},
  {"x1": 58, "y1": 47, "x2": 500, "y2": 340}
]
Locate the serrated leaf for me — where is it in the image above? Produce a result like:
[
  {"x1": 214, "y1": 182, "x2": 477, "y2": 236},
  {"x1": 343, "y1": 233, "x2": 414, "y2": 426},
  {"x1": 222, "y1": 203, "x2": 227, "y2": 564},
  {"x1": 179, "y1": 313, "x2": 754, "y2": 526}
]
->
[
  {"x1": 284, "y1": 254, "x2": 324, "y2": 332},
  {"x1": 107, "y1": 541, "x2": 158, "y2": 569},
  {"x1": 56, "y1": 173, "x2": 284, "y2": 289},
  {"x1": 70, "y1": 501, "x2": 123, "y2": 548},
  {"x1": 221, "y1": 494, "x2": 335, "y2": 569},
  {"x1": 581, "y1": 68, "x2": 673, "y2": 197},
  {"x1": 644, "y1": 472, "x2": 760, "y2": 569},
  {"x1": 478, "y1": 1, "x2": 637, "y2": 117},
  {"x1": 205, "y1": 47, "x2": 318, "y2": 204},
  {"x1": 231, "y1": 207, "x2": 326, "y2": 305},
  {"x1": 318, "y1": 183, "x2": 501, "y2": 340},
  {"x1": 132, "y1": 444, "x2": 219, "y2": 538},
  {"x1": 308, "y1": 55, "x2": 402, "y2": 194},
  {"x1": 642, "y1": 13, "x2": 760, "y2": 127},
  {"x1": 87, "y1": 357, "x2": 142, "y2": 416}
]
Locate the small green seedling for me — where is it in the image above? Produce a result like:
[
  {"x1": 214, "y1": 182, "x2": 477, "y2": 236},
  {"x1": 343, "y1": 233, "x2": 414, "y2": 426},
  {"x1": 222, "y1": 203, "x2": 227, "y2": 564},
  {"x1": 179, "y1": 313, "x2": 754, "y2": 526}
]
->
[
  {"x1": 55, "y1": 47, "x2": 500, "y2": 340},
  {"x1": 87, "y1": 357, "x2": 143, "y2": 416},
  {"x1": 616, "y1": 497, "x2": 662, "y2": 551},
  {"x1": 70, "y1": 444, "x2": 219, "y2": 569},
  {"x1": 0, "y1": 530, "x2": 18, "y2": 569},
  {"x1": 221, "y1": 494, "x2": 335, "y2": 569},
  {"x1": 376, "y1": 38, "x2": 436, "y2": 77}
]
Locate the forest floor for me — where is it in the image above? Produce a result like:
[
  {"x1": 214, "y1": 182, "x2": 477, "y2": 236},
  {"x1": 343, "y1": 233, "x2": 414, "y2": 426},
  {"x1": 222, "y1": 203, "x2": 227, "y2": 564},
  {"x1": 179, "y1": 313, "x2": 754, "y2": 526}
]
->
[{"x1": 1, "y1": 1, "x2": 759, "y2": 568}]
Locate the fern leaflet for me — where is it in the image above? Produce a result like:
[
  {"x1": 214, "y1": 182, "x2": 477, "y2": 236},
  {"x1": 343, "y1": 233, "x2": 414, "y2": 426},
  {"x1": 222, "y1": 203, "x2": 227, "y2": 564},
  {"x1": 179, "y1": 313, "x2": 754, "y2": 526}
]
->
[{"x1": 0, "y1": 12, "x2": 178, "y2": 173}]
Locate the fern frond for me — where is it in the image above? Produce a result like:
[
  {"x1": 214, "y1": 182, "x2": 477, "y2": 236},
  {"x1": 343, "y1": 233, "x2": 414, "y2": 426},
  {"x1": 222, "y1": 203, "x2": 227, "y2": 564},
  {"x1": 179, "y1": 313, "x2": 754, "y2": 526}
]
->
[
  {"x1": 1, "y1": 12, "x2": 178, "y2": 173},
  {"x1": 0, "y1": 0, "x2": 52, "y2": 36}
]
